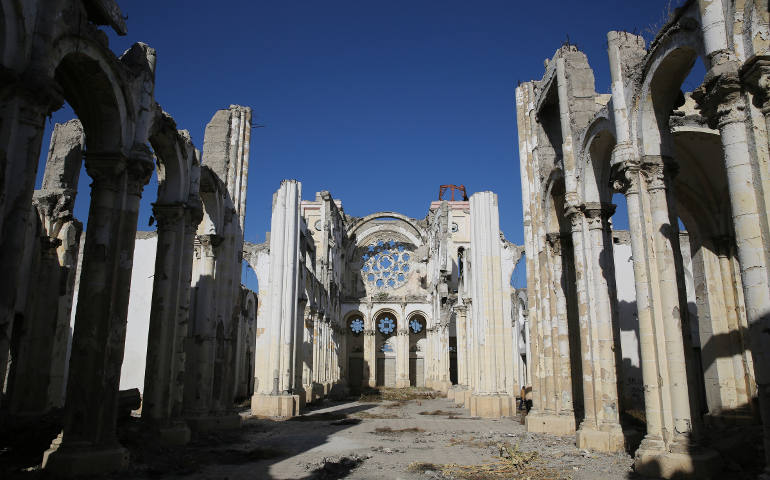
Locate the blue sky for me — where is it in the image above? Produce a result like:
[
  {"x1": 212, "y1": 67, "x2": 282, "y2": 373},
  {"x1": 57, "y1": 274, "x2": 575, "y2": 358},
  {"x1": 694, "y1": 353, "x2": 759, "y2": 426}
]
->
[{"x1": 36, "y1": 1, "x2": 687, "y2": 290}]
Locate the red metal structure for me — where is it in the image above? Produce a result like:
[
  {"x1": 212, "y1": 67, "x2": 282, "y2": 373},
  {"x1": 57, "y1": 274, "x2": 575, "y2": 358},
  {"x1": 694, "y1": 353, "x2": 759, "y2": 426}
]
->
[{"x1": 438, "y1": 184, "x2": 469, "y2": 201}]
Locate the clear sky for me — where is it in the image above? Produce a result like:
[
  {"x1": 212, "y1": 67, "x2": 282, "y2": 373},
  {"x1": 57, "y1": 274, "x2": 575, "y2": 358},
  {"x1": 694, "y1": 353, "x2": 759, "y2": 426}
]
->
[{"x1": 36, "y1": 1, "x2": 686, "y2": 290}]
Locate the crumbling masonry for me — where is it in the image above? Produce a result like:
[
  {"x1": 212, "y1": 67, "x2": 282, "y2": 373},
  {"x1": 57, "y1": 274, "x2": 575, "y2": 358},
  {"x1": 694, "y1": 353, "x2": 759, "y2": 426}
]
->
[
  {"x1": 0, "y1": 1, "x2": 253, "y2": 476},
  {"x1": 517, "y1": 1, "x2": 770, "y2": 478}
]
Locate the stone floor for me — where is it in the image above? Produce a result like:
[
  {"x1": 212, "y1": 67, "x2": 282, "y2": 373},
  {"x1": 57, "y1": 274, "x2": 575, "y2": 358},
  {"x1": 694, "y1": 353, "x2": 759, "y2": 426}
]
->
[{"x1": 2, "y1": 389, "x2": 765, "y2": 479}]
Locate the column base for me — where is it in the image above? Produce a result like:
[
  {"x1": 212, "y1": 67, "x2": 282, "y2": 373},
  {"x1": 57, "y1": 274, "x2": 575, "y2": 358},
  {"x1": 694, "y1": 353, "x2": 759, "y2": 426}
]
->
[
  {"x1": 157, "y1": 421, "x2": 191, "y2": 445},
  {"x1": 525, "y1": 411, "x2": 576, "y2": 435},
  {"x1": 251, "y1": 393, "x2": 300, "y2": 417},
  {"x1": 312, "y1": 383, "x2": 325, "y2": 402},
  {"x1": 302, "y1": 385, "x2": 314, "y2": 405},
  {"x1": 432, "y1": 380, "x2": 452, "y2": 393},
  {"x1": 448, "y1": 386, "x2": 468, "y2": 405},
  {"x1": 462, "y1": 389, "x2": 473, "y2": 408},
  {"x1": 329, "y1": 381, "x2": 349, "y2": 400},
  {"x1": 185, "y1": 413, "x2": 241, "y2": 431},
  {"x1": 396, "y1": 378, "x2": 411, "y2": 388},
  {"x1": 42, "y1": 434, "x2": 129, "y2": 476},
  {"x1": 469, "y1": 394, "x2": 515, "y2": 418},
  {"x1": 634, "y1": 437, "x2": 722, "y2": 479},
  {"x1": 576, "y1": 423, "x2": 624, "y2": 452}
]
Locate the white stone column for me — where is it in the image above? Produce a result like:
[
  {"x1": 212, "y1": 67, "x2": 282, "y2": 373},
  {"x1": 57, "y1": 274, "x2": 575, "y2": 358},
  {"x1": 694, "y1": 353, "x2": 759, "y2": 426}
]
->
[
  {"x1": 251, "y1": 180, "x2": 302, "y2": 417},
  {"x1": 468, "y1": 191, "x2": 515, "y2": 417}
]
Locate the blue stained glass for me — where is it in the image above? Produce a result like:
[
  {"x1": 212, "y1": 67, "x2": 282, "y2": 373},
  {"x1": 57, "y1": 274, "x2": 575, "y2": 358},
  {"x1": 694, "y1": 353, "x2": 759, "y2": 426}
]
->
[
  {"x1": 378, "y1": 317, "x2": 395, "y2": 334},
  {"x1": 350, "y1": 318, "x2": 364, "y2": 333},
  {"x1": 409, "y1": 319, "x2": 422, "y2": 333},
  {"x1": 361, "y1": 239, "x2": 413, "y2": 289},
  {"x1": 380, "y1": 343, "x2": 394, "y2": 353}
]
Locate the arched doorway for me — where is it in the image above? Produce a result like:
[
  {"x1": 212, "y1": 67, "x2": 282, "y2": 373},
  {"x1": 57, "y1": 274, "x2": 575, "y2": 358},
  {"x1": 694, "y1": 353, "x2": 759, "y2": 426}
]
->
[
  {"x1": 374, "y1": 311, "x2": 398, "y2": 387},
  {"x1": 408, "y1": 314, "x2": 426, "y2": 386}
]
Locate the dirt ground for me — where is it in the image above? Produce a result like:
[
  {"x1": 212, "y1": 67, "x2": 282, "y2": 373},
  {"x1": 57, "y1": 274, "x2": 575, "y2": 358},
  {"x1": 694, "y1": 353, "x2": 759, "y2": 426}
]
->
[{"x1": 2, "y1": 388, "x2": 765, "y2": 480}]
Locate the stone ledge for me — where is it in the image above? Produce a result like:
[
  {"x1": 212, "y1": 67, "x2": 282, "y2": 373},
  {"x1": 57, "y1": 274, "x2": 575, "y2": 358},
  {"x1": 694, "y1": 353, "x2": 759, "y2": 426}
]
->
[
  {"x1": 525, "y1": 411, "x2": 576, "y2": 435},
  {"x1": 251, "y1": 393, "x2": 300, "y2": 418},
  {"x1": 42, "y1": 440, "x2": 129, "y2": 477},
  {"x1": 576, "y1": 424, "x2": 625, "y2": 452},
  {"x1": 634, "y1": 447, "x2": 721, "y2": 479},
  {"x1": 469, "y1": 394, "x2": 515, "y2": 418}
]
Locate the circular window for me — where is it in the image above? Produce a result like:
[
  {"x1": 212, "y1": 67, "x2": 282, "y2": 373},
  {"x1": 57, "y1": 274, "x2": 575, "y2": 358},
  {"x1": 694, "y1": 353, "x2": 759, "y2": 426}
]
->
[
  {"x1": 361, "y1": 240, "x2": 413, "y2": 289},
  {"x1": 409, "y1": 319, "x2": 423, "y2": 333},
  {"x1": 378, "y1": 316, "x2": 396, "y2": 334},
  {"x1": 349, "y1": 318, "x2": 364, "y2": 334},
  {"x1": 451, "y1": 222, "x2": 459, "y2": 233}
]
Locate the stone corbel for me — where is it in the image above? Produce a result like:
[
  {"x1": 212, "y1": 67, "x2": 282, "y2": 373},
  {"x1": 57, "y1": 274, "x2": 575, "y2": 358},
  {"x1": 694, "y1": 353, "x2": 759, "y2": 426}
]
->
[
  {"x1": 397, "y1": 328, "x2": 409, "y2": 337},
  {"x1": 152, "y1": 202, "x2": 185, "y2": 230},
  {"x1": 564, "y1": 205, "x2": 583, "y2": 234},
  {"x1": 363, "y1": 329, "x2": 375, "y2": 337},
  {"x1": 545, "y1": 232, "x2": 563, "y2": 254},
  {"x1": 740, "y1": 55, "x2": 770, "y2": 113},
  {"x1": 32, "y1": 190, "x2": 76, "y2": 243},
  {"x1": 692, "y1": 70, "x2": 745, "y2": 129},
  {"x1": 126, "y1": 145, "x2": 155, "y2": 196}
]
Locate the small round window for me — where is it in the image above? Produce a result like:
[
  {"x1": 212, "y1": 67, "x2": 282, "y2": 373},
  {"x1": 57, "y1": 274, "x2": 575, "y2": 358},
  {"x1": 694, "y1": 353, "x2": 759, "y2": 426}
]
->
[{"x1": 451, "y1": 222, "x2": 459, "y2": 233}]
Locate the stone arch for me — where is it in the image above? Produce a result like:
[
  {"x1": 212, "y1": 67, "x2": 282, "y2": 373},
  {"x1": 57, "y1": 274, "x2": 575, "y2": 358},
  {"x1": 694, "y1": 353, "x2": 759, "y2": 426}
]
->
[
  {"x1": 48, "y1": 37, "x2": 132, "y2": 154},
  {"x1": 347, "y1": 211, "x2": 426, "y2": 245},
  {"x1": 579, "y1": 113, "x2": 617, "y2": 205},
  {"x1": 631, "y1": 13, "x2": 706, "y2": 158}
]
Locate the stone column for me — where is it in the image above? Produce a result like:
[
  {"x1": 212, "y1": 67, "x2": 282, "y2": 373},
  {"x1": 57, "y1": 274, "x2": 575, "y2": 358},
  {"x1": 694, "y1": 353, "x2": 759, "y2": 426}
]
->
[
  {"x1": 453, "y1": 304, "x2": 469, "y2": 403},
  {"x1": 301, "y1": 306, "x2": 314, "y2": 405},
  {"x1": 252, "y1": 180, "x2": 302, "y2": 417},
  {"x1": 463, "y1": 298, "x2": 475, "y2": 407},
  {"x1": 396, "y1": 324, "x2": 410, "y2": 388},
  {"x1": 142, "y1": 202, "x2": 190, "y2": 444},
  {"x1": 525, "y1": 232, "x2": 575, "y2": 434},
  {"x1": 0, "y1": 90, "x2": 61, "y2": 393},
  {"x1": 704, "y1": 64, "x2": 770, "y2": 473},
  {"x1": 612, "y1": 156, "x2": 717, "y2": 476},
  {"x1": 43, "y1": 151, "x2": 152, "y2": 476},
  {"x1": 569, "y1": 204, "x2": 624, "y2": 452},
  {"x1": 468, "y1": 191, "x2": 515, "y2": 417},
  {"x1": 311, "y1": 308, "x2": 321, "y2": 399}
]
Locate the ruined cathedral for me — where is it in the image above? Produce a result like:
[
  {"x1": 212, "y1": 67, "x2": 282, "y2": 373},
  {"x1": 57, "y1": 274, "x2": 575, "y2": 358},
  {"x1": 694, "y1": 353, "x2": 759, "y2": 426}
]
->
[
  {"x1": 243, "y1": 182, "x2": 525, "y2": 417},
  {"x1": 1, "y1": 0, "x2": 770, "y2": 479}
]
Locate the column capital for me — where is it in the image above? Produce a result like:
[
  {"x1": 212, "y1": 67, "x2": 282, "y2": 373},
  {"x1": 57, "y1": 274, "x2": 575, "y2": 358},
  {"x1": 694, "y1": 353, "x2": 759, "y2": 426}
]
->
[
  {"x1": 740, "y1": 54, "x2": 770, "y2": 113},
  {"x1": 32, "y1": 190, "x2": 76, "y2": 240},
  {"x1": 397, "y1": 328, "x2": 409, "y2": 336},
  {"x1": 152, "y1": 202, "x2": 185, "y2": 230},
  {"x1": 692, "y1": 69, "x2": 746, "y2": 129},
  {"x1": 545, "y1": 232, "x2": 563, "y2": 254},
  {"x1": 2, "y1": 66, "x2": 64, "y2": 116},
  {"x1": 363, "y1": 329, "x2": 375, "y2": 336},
  {"x1": 126, "y1": 148, "x2": 155, "y2": 196},
  {"x1": 84, "y1": 152, "x2": 127, "y2": 192},
  {"x1": 564, "y1": 205, "x2": 584, "y2": 233},
  {"x1": 610, "y1": 161, "x2": 641, "y2": 196}
]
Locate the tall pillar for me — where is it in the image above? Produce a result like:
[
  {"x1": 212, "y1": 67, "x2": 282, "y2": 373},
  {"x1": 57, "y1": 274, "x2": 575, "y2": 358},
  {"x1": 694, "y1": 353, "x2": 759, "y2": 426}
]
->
[
  {"x1": 468, "y1": 191, "x2": 515, "y2": 417},
  {"x1": 396, "y1": 324, "x2": 410, "y2": 388},
  {"x1": 142, "y1": 203, "x2": 190, "y2": 444},
  {"x1": 569, "y1": 204, "x2": 624, "y2": 452},
  {"x1": 301, "y1": 305, "x2": 314, "y2": 404},
  {"x1": 251, "y1": 180, "x2": 302, "y2": 417},
  {"x1": 451, "y1": 304, "x2": 469, "y2": 403},
  {"x1": 612, "y1": 156, "x2": 718, "y2": 476},
  {"x1": 43, "y1": 151, "x2": 153, "y2": 475},
  {"x1": 6, "y1": 120, "x2": 83, "y2": 415},
  {"x1": 703, "y1": 63, "x2": 770, "y2": 474},
  {"x1": 0, "y1": 91, "x2": 60, "y2": 394},
  {"x1": 525, "y1": 232, "x2": 575, "y2": 434}
]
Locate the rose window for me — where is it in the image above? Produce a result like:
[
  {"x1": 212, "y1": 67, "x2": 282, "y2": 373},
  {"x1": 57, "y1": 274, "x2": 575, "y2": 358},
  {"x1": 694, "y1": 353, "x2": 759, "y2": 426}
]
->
[
  {"x1": 361, "y1": 240, "x2": 412, "y2": 289},
  {"x1": 409, "y1": 319, "x2": 423, "y2": 333},
  {"x1": 378, "y1": 316, "x2": 395, "y2": 335},
  {"x1": 350, "y1": 318, "x2": 364, "y2": 334}
]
